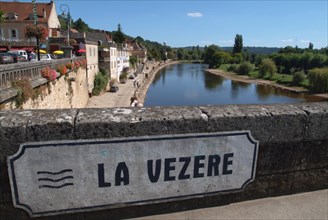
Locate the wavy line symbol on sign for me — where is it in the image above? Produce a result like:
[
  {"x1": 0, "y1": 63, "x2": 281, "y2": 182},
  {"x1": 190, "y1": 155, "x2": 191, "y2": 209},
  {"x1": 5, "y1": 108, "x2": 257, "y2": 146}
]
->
[{"x1": 37, "y1": 169, "x2": 74, "y2": 189}]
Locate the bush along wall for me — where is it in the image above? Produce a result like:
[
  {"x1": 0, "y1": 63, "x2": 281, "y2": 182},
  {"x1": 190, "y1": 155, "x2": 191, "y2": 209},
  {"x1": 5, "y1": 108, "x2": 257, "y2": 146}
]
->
[
  {"x1": 92, "y1": 68, "x2": 109, "y2": 96},
  {"x1": 308, "y1": 68, "x2": 328, "y2": 93}
]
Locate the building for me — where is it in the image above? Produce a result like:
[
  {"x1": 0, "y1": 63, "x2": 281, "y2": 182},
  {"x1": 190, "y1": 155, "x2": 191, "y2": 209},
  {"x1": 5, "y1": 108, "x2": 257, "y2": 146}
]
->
[
  {"x1": 48, "y1": 31, "x2": 99, "y2": 94},
  {"x1": 0, "y1": 0, "x2": 60, "y2": 52},
  {"x1": 109, "y1": 45, "x2": 118, "y2": 82},
  {"x1": 85, "y1": 39, "x2": 99, "y2": 94},
  {"x1": 117, "y1": 44, "x2": 130, "y2": 78},
  {"x1": 128, "y1": 39, "x2": 147, "y2": 64}
]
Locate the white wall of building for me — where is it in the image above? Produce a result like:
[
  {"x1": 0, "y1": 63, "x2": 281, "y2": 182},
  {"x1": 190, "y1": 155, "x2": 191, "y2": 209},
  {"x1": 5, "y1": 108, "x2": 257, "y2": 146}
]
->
[
  {"x1": 109, "y1": 46, "x2": 119, "y2": 82},
  {"x1": 117, "y1": 47, "x2": 130, "y2": 77},
  {"x1": 48, "y1": 1, "x2": 61, "y2": 37},
  {"x1": 86, "y1": 44, "x2": 99, "y2": 93}
]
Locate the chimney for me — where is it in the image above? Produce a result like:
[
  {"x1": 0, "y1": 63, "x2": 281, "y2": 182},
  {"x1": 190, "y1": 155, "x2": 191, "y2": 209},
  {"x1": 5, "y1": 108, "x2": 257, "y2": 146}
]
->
[{"x1": 43, "y1": 8, "x2": 46, "y2": 18}]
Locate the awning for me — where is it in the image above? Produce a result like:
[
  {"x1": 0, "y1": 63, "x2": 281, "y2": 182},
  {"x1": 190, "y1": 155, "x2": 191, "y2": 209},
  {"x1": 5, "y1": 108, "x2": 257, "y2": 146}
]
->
[
  {"x1": 0, "y1": 47, "x2": 8, "y2": 51},
  {"x1": 8, "y1": 47, "x2": 35, "y2": 52},
  {"x1": 10, "y1": 47, "x2": 22, "y2": 50},
  {"x1": 23, "y1": 47, "x2": 35, "y2": 52}
]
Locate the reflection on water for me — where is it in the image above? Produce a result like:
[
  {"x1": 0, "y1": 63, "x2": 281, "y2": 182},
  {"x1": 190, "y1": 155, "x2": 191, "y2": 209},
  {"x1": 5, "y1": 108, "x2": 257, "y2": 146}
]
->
[
  {"x1": 144, "y1": 63, "x2": 324, "y2": 107},
  {"x1": 204, "y1": 72, "x2": 224, "y2": 90}
]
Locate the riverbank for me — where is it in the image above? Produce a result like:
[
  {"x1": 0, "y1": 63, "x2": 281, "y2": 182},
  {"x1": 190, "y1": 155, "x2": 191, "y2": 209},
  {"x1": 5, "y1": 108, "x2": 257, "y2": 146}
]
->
[
  {"x1": 86, "y1": 60, "x2": 179, "y2": 108},
  {"x1": 136, "y1": 60, "x2": 181, "y2": 105},
  {"x1": 207, "y1": 69, "x2": 328, "y2": 100}
]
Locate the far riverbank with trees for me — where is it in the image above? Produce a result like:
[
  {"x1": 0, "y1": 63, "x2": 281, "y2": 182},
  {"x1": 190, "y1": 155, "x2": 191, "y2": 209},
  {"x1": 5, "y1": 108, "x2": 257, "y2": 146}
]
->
[{"x1": 201, "y1": 34, "x2": 328, "y2": 95}]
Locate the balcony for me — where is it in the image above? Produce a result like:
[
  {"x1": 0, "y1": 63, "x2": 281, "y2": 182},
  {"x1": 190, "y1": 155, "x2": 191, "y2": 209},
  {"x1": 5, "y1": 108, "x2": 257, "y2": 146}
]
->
[{"x1": 0, "y1": 38, "x2": 37, "y2": 47}]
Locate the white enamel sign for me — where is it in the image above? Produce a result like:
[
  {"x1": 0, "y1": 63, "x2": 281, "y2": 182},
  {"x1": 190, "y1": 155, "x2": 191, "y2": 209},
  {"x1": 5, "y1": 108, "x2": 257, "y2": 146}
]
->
[{"x1": 8, "y1": 131, "x2": 259, "y2": 217}]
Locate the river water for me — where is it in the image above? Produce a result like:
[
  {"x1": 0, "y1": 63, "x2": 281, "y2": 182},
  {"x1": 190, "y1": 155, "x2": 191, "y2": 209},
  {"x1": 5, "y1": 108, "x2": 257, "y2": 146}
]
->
[{"x1": 144, "y1": 63, "x2": 322, "y2": 107}]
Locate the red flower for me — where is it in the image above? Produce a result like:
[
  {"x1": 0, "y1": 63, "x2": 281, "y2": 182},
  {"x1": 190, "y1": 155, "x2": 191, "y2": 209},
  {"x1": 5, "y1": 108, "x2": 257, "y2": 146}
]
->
[
  {"x1": 41, "y1": 67, "x2": 57, "y2": 81},
  {"x1": 25, "y1": 25, "x2": 48, "y2": 40}
]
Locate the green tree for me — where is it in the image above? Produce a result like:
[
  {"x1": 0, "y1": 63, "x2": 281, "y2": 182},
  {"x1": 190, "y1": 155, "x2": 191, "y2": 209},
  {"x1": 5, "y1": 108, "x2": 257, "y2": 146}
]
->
[
  {"x1": 237, "y1": 62, "x2": 254, "y2": 75},
  {"x1": 279, "y1": 46, "x2": 298, "y2": 54},
  {"x1": 177, "y1": 49, "x2": 185, "y2": 60},
  {"x1": 112, "y1": 24, "x2": 126, "y2": 45},
  {"x1": 232, "y1": 53, "x2": 243, "y2": 64},
  {"x1": 292, "y1": 71, "x2": 305, "y2": 86},
  {"x1": 259, "y1": 58, "x2": 277, "y2": 78},
  {"x1": 73, "y1": 18, "x2": 90, "y2": 32},
  {"x1": 310, "y1": 54, "x2": 327, "y2": 69},
  {"x1": 0, "y1": 10, "x2": 4, "y2": 23},
  {"x1": 129, "y1": 55, "x2": 138, "y2": 68},
  {"x1": 58, "y1": 15, "x2": 68, "y2": 30},
  {"x1": 309, "y1": 42, "x2": 314, "y2": 50},
  {"x1": 203, "y1": 44, "x2": 220, "y2": 68},
  {"x1": 233, "y1": 34, "x2": 243, "y2": 54},
  {"x1": 212, "y1": 51, "x2": 231, "y2": 68},
  {"x1": 301, "y1": 52, "x2": 314, "y2": 72},
  {"x1": 166, "y1": 50, "x2": 176, "y2": 60},
  {"x1": 308, "y1": 68, "x2": 328, "y2": 92},
  {"x1": 92, "y1": 69, "x2": 109, "y2": 96}
]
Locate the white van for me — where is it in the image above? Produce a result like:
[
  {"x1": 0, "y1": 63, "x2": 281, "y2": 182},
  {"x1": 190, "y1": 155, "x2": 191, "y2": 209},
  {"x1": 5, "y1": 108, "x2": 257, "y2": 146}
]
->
[{"x1": 7, "y1": 50, "x2": 28, "y2": 60}]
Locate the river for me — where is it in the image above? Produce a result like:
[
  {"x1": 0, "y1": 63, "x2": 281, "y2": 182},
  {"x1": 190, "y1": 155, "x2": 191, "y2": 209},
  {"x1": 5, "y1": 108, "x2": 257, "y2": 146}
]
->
[{"x1": 144, "y1": 63, "x2": 322, "y2": 106}]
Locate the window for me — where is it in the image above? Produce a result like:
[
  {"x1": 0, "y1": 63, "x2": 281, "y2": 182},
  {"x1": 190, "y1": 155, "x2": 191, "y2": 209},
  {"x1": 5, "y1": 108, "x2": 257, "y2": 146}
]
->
[
  {"x1": 11, "y1": 29, "x2": 17, "y2": 38},
  {"x1": 0, "y1": 29, "x2": 3, "y2": 39},
  {"x1": 8, "y1": 29, "x2": 18, "y2": 41}
]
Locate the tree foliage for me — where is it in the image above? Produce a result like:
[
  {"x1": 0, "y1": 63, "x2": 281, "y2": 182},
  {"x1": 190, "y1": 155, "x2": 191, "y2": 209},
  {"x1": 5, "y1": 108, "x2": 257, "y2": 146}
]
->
[
  {"x1": 112, "y1": 24, "x2": 126, "y2": 45},
  {"x1": 308, "y1": 68, "x2": 328, "y2": 92},
  {"x1": 0, "y1": 10, "x2": 4, "y2": 23},
  {"x1": 271, "y1": 51, "x2": 327, "y2": 74},
  {"x1": 92, "y1": 69, "x2": 109, "y2": 96},
  {"x1": 73, "y1": 18, "x2": 90, "y2": 32},
  {"x1": 309, "y1": 42, "x2": 314, "y2": 50},
  {"x1": 233, "y1": 34, "x2": 243, "y2": 54},
  {"x1": 129, "y1": 55, "x2": 138, "y2": 68},
  {"x1": 292, "y1": 71, "x2": 305, "y2": 86},
  {"x1": 212, "y1": 51, "x2": 231, "y2": 68},
  {"x1": 259, "y1": 58, "x2": 277, "y2": 78},
  {"x1": 203, "y1": 45, "x2": 221, "y2": 68},
  {"x1": 237, "y1": 62, "x2": 254, "y2": 75}
]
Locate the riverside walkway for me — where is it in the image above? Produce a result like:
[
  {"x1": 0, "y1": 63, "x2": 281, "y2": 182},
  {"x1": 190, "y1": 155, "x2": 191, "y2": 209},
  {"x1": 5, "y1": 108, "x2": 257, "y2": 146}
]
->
[{"x1": 86, "y1": 61, "x2": 178, "y2": 108}]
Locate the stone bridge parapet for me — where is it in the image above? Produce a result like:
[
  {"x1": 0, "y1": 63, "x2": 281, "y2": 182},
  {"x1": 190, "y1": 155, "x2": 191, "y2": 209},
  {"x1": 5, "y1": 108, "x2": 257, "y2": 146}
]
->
[
  {"x1": 0, "y1": 102, "x2": 327, "y2": 219},
  {"x1": 0, "y1": 57, "x2": 85, "y2": 92}
]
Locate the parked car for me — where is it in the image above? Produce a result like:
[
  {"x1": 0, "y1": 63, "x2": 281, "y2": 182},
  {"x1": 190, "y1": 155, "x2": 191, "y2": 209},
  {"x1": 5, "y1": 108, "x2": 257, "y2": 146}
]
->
[
  {"x1": 128, "y1": 73, "x2": 136, "y2": 79},
  {"x1": 0, "y1": 53, "x2": 15, "y2": 64},
  {"x1": 31, "y1": 53, "x2": 56, "y2": 62},
  {"x1": 7, "y1": 50, "x2": 28, "y2": 60},
  {"x1": 109, "y1": 84, "x2": 119, "y2": 92},
  {"x1": 8, "y1": 54, "x2": 28, "y2": 63}
]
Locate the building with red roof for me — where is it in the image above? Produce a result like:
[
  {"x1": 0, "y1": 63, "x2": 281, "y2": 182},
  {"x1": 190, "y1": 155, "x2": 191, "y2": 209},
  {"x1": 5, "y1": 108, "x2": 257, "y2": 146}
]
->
[{"x1": 0, "y1": 1, "x2": 60, "y2": 52}]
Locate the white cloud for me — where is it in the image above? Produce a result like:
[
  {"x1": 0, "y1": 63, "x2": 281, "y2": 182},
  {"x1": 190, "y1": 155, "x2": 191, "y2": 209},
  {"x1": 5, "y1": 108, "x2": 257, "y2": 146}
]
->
[
  {"x1": 281, "y1": 39, "x2": 293, "y2": 43},
  {"x1": 218, "y1": 40, "x2": 234, "y2": 44},
  {"x1": 201, "y1": 40, "x2": 213, "y2": 45},
  {"x1": 300, "y1": 40, "x2": 311, "y2": 44},
  {"x1": 187, "y1": 12, "x2": 203, "y2": 18}
]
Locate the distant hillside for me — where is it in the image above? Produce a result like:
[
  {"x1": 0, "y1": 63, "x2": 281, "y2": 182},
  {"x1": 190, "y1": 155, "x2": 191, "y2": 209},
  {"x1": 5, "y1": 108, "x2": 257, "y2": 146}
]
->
[
  {"x1": 179, "y1": 46, "x2": 280, "y2": 55},
  {"x1": 222, "y1": 46, "x2": 280, "y2": 55}
]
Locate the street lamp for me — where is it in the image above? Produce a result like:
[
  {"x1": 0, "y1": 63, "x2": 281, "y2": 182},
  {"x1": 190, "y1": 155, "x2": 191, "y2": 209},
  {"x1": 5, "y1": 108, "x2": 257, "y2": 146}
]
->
[
  {"x1": 60, "y1": 4, "x2": 71, "y2": 46},
  {"x1": 32, "y1": 0, "x2": 40, "y2": 61}
]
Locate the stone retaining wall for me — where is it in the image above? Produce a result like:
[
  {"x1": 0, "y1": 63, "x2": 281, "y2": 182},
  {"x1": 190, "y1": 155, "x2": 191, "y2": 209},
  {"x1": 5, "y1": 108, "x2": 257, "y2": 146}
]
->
[
  {"x1": 0, "y1": 102, "x2": 327, "y2": 219},
  {"x1": 0, "y1": 67, "x2": 89, "y2": 110}
]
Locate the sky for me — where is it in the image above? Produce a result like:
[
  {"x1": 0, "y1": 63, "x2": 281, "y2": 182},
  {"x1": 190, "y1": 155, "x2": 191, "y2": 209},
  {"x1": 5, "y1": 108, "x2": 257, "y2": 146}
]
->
[{"x1": 10, "y1": 0, "x2": 328, "y2": 48}]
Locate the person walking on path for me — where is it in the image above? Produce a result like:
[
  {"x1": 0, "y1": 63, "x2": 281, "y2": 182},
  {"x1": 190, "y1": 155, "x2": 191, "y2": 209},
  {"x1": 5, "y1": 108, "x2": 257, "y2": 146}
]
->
[{"x1": 133, "y1": 79, "x2": 137, "y2": 88}]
